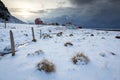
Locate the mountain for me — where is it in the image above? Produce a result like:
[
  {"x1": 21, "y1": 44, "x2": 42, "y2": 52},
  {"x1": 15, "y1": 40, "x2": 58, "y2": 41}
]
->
[
  {"x1": 0, "y1": 0, "x2": 24, "y2": 23},
  {"x1": 43, "y1": 14, "x2": 120, "y2": 29}
]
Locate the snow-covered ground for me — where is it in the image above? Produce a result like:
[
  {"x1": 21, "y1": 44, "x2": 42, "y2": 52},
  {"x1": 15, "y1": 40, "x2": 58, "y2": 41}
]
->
[{"x1": 0, "y1": 23, "x2": 120, "y2": 80}]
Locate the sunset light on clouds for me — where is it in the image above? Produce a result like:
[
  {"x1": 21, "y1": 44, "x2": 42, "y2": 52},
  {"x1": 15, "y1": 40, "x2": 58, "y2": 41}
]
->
[{"x1": 2, "y1": 0, "x2": 71, "y2": 22}]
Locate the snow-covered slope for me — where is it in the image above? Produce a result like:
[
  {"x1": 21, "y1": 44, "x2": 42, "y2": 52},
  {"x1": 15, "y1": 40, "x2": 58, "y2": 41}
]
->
[{"x1": 0, "y1": 23, "x2": 120, "y2": 80}]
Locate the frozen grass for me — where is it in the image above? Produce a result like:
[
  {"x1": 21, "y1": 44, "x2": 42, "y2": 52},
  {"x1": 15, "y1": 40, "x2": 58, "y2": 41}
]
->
[
  {"x1": 37, "y1": 59, "x2": 55, "y2": 73},
  {"x1": 72, "y1": 53, "x2": 89, "y2": 65},
  {"x1": 56, "y1": 32, "x2": 63, "y2": 37},
  {"x1": 90, "y1": 34, "x2": 94, "y2": 36},
  {"x1": 42, "y1": 33, "x2": 52, "y2": 39},
  {"x1": 64, "y1": 42, "x2": 73, "y2": 47},
  {"x1": 115, "y1": 36, "x2": 120, "y2": 39},
  {"x1": 27, "y1": 50, "x2": 44, "y2": 56},
  {"x1": 69, "y1": 34, "x2": 73, "y2": 37}
]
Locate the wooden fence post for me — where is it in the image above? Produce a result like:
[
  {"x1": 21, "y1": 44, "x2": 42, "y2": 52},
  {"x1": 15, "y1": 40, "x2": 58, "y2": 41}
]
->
[
  {"x1": 5, "y1": 20, "x2": 6, "y2": 29},
  {"x1": 10, "y1": 30, "x2": 15, "y2": 56},
  {"x1": 31, "y1": 27, "x2": 36, "y2": 42},
  {"x1": 40, "y1": 29, "x2": 42, "y2": 39}
]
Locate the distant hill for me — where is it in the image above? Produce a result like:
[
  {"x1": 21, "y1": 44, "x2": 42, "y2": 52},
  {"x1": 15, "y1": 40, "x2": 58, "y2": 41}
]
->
[{"x1": 0, "y1": 0, "x2": 24, "y2": 23}]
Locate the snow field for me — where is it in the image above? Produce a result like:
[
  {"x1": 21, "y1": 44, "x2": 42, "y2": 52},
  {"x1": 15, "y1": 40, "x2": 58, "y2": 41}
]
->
[{"x1": 0, "y1": 23, "x2": 120, "y2": 80}]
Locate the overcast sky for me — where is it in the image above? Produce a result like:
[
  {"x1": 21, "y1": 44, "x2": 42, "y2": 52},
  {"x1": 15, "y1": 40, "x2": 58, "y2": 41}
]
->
[
  {"x1": 2, "y1": 0, "x2": 120, "y2": 28},
  {"x1": 2, "y1": 0, "x2": 71, "y2": 21}
]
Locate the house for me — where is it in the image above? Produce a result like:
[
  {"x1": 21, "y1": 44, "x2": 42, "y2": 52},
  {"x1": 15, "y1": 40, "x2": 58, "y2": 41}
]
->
[{"x1": 35, "y1": 18, "x2": 43, "y2": 25}]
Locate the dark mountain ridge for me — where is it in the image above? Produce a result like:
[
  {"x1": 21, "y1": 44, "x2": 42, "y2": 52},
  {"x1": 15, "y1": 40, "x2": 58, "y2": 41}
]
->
[{"x1": 0, "y1": 0, "x2": 24, "y2": 23}]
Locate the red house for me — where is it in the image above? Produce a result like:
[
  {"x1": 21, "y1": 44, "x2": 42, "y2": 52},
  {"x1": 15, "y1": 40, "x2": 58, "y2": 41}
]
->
[{"x1": 35, "y1": 18, "x2": 43, "y2": 25}]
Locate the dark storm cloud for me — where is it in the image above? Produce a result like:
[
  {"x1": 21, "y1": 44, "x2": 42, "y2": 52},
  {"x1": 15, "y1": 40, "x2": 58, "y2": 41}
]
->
[
  {"x1": 69, "y1": 0, "x2": 96, "y2": 5},
  {"x1": 66, "y1": 0, "x2": 120, "y2": 28},
  {"x1": 69, "y1": 0, "x2": 120, "y2": 5},
  {"x1": 109, "y1": 0, "x2": 120, "y2": 3}
]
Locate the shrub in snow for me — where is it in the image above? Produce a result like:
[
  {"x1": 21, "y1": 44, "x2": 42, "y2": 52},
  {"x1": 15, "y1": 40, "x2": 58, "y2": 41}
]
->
[
  {"x1": 69, "y1": 34, "x2": 73, "y2": 37},
  {"x1": 72, "y1": 53, "x2": 89, "y2": 65},
  {"x1": 37, "y1": 59, "x2": 55, "y2": 73},
  {"x1": 64, "y1": 42, "x2": 73, "y2": 47},
  {"x1": 77, "y1": 26, "x2": 82, "y2": 29},
  {"x1": 27, "y1": 50, "x2": 44, "y2": 56},
  {"x1": 115, "y1": 36, "x2": 120, "y2": 39},
  {"x1": 42, "y1": 33, "x2": 52, "y2": 39},
  {"x1": 56, "y1": 32, "x2": 63, "y2": 37},
  {"x1": 90, "y1": 34, "x2": 94, "y2": 36},
  {"x1": 48, "y1": 30, "x2": 52, "y2": 32},
  {"x1": 35, "y1": 50, "x2": 44, "y2": 55},
  {"x1": 99, "y1": 52, "x2": 116, "y2": 57},
  {"x1": 110, "y1": 52, "x2": 116, "y2": 56},
  {"x1": 24, "y1": 34, "x2": 28, "y2": 36}
]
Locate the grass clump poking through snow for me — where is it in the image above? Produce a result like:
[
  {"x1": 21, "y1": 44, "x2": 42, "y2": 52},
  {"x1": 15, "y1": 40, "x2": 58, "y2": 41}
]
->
[
  {"x1": 90, "y1": 34, "x2": 94, "y2": 36},
  {"x1": 72, "y1": 53, "x2": 89, "y2": 65},
  {"x1": 56, "y1": 32, "x2": 63, "y2": 37},
  {"x1": 69, "y1": 34, "x2": 73, "y2": 37},
  {"x1": 27, "y1": 50, "x2": 44, "y2": 56},
  {"x1": 42, "y1": 33, "x2": 52, "y2": 39},
  {"x1": 37, "y1": 59, "x2": 55, "y2": 73},
  {"x1": 64, "y1": 42, "x2": 73, "y2": 47},
  {"x1": 115, "y1": 36, "x2": 120, "y2": 39}
]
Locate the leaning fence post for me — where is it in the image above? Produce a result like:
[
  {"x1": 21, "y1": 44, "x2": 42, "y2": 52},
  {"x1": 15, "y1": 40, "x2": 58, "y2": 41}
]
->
[
  {"x1": 40, "y1": 29, "x2": 42, "y2": 39},
  {"x1": 31, "y1": 27, "x2": 36, "y2": 42},
  {"x1": 10, "y1": 30, "x2": 15, "y2": 56}
]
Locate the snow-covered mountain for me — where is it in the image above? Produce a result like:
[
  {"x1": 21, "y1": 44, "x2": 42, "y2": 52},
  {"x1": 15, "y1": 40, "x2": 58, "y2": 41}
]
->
[{"x1": 0, "y1": 0, "x2": 24, "y2": 23}]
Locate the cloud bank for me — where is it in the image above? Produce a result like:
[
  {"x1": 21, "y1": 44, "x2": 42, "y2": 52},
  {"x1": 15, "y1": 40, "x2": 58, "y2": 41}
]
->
[
  {"x1": 54, "y1": 0, "x2": 120, "y2": 28},
  {"x1": 7, "y1": 0, "x2": 120, "y2": 28}
]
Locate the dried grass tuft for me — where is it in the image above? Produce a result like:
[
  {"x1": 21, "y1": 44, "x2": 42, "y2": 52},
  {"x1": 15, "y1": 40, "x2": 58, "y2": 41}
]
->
[
  {"x1": 72, "y1": 53, "x2": 89, "y2": 65},
  {"x1": 37, "y1": 59, "x2": 55, "y2": 73}
]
